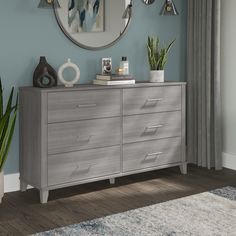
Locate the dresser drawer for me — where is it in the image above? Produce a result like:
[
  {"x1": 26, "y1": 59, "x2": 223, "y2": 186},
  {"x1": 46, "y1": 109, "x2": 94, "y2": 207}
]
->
[
  {"x1": 123, "y1": 86, "x2": 181, "y2": 115},
  {"x1": 123, "y1": 111, "x2": 181, "y2": 144},
  {"x1": 123, "y1": 138, "x2": 182, "y2": 172},
  {"x1": 48, "y1": 90, "x2": 120, "y2": 123},
  {"x1": 48, "y1": 117, "x2": 120, "y2": 155},
  {"x1": 48, "y1": 146, "x2": 120, "y2": 186}
]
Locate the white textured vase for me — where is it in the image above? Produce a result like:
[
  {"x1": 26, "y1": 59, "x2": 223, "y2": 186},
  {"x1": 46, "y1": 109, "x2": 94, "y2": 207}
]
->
[
  {"x1": 149, "y1": 70, "x2": 164, "y2": 83},
  {"x1": 0, "y1": 171, "x2": 3, "y2": 204}
]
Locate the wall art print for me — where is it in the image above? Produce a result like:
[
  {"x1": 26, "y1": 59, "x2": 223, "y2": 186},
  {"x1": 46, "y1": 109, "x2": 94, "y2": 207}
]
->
[{"x1": 68, "y1": 0, "x2": 104, "y2": 33}]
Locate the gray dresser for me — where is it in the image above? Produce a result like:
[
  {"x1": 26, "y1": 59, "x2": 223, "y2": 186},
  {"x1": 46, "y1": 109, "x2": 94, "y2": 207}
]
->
[{"x1": 19, "y1": 82, "x2": 187, "y2": 203}]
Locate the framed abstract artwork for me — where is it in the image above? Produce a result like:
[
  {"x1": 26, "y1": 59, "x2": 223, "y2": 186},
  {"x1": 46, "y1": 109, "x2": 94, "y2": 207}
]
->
[{"x1": 68, "y1": 0, "x2": 104, "y2": 33}]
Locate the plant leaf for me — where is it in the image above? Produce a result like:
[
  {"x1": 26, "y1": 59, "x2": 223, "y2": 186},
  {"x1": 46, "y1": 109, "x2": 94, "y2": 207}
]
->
[
  {"x1": 0, "y1": 87, "x2": 15, "y2": 148},
  {"x1": 0, "y1": 81, "x2": 18, "y2": 171},
  {"x1": 0, "y1": 109, "x2": 17, "y2": 172},
  {"x1": 147, "y1": 36, "x2": 175, "y2": 70},
  {"x1": 0, "y1": 106, "x2": 16, "y2": 140},
  {"x1": 6, "y1": 87, "x2": 14, "y2": 113},
  {"x1": 0, "y1": 78, "x2": 3, "y2": 119},
  {"x1": 166, "y1": 39, "x2": 176, "y2": 55}
]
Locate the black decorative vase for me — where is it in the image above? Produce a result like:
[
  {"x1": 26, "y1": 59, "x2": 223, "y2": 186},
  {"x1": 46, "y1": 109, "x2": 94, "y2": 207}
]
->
[{"x1": 33, "y1": 57, "x2": 57, "y2": 88}]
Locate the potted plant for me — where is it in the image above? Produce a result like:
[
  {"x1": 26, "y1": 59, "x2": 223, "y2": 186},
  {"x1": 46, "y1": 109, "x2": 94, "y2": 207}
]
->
[
  {"x1": 0, "y1": 79, "x2": 18, "y2": 203},
  {"x1": 147, "y1": 36, "x2": 175, "y2": 82}
]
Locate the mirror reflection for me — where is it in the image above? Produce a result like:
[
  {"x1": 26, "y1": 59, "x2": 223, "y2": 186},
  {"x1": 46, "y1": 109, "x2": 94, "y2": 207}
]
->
[
  {"x1": 142, "y1": 0, "x2": 155, "y2": 5},
  {"x1": 54, "y1": 0, "x2": 131, "y2": 50}
]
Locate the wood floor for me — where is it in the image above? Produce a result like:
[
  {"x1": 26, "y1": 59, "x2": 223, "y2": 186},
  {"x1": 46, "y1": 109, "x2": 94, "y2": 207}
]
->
[{"x1": 0, "y1": 165, "x2": 235, "y2": 235}]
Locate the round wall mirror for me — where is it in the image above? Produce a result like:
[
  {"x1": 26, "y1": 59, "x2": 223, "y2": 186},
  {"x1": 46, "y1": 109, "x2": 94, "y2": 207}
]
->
[{"x1": 54, "y1": 0, "x2": 131, "y2": 50}]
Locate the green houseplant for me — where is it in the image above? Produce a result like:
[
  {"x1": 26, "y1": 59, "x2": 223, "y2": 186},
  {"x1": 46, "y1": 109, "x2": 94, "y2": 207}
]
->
[
  {"x1": 147, "y1": 36, "x2": 175, "y2": 82},
  {"x1": 0, "y1": 79, "x2": 18, "y2": 203}
]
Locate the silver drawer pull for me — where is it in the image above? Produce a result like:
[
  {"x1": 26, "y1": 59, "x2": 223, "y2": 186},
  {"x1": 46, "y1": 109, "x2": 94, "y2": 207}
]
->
[
  {"x1": 76, "y1": 103, "x2": 97, "y2": 108},
  {"x1": 76, "y1": 135, "x2": 92, "y2": 143},
  {"x1": 146, "y1": 152, "x2": 163, "y2": 157},
  {"x1": 146, "y1": 98, "x2": 163, "y2": 102},
  {"x1": 146, "y1": 124, "x2": 164, "y2": 130},
  {"x1": 71, "y1": 164, "x2": 91, "y2": 176},
  {"x1": 143, "y1": 152, "x2": 163, "y2": 162}
]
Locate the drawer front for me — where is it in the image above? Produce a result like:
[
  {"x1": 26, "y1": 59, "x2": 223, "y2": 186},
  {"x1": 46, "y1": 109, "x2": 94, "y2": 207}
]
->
[
  {"x1": 123, "y1": 138, "x2": 182, "y2": 172},
  {"x1": 48, "y1": 146, "x2": 120, "y2": 186},
  {"x1": 123, "y1": 86, "x2": 181, "y2": 115},
  {"x1": 48, "y1": 90, "x2": 120, "y2": 123},
  {"x1": 48, "y1": 117, "x2": 120, "y2": 155},
  {"x1": 123, "y1": 111, "x2": 181, "y2": 144}
]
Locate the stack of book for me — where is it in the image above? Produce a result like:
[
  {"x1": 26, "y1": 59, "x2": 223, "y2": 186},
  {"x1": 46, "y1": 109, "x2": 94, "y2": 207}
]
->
[{"x1": 93, "y1": 74, "x2": 135, "y2": 85}]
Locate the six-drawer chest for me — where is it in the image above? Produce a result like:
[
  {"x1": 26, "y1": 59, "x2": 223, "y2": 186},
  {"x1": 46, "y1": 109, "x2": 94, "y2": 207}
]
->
[{"x1": 19, "y1": 82, "x2": 187, "y2": 203}]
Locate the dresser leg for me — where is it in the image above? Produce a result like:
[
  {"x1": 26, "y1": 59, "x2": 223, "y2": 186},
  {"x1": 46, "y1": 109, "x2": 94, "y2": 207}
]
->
[
  {"x1": 179, "y1": 163, "x2": 187, "y2": 174},
  {"x1": 20, "y1": 180, "x2": 28, "y2": 192},
  {"x1": 109, "y1": 178, "x2": 115, "y2": 184},
  {"x1": 40, "y1": 190, "x2": 49, "y2": 204}
]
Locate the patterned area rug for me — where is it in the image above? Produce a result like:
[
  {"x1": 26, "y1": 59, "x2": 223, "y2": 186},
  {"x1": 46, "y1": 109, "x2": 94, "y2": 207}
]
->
[{"x1": 34, "y1": 186, "x2": 236, "y2": 236}]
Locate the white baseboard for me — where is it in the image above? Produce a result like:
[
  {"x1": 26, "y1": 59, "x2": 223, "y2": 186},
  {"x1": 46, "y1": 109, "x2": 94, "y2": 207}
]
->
[
  {"x1": 4, "y1": 173, "x2": 20, "y2": 193},
  {"x1": 4, "y1": 173, "x2": 32, "y2": 193},
  {"x1": 222, "y1": 152, "x2": 236, "y2": 170}
]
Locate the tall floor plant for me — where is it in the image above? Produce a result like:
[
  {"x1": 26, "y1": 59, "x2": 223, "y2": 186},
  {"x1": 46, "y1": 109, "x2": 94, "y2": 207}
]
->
[{"x1": 0, "y1": 79, "x2": 18, "y2": 172}]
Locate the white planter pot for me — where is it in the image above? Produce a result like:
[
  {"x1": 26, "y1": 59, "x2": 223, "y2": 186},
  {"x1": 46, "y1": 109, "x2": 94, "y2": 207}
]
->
[
  {"x1": 0, "y1": 171, "x2": 3, "y2": 204},
  {"x1": 149, "y1": 70, "x2": 164, "y2": 83}
]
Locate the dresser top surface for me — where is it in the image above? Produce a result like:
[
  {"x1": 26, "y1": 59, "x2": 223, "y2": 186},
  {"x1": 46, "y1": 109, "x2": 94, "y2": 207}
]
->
[{"x1": 20, "y1": 81, "x2": 186, "y2": 92}]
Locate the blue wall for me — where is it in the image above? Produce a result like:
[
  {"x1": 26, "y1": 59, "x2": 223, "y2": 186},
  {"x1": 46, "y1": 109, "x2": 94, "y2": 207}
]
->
[{"x1": 0, "y1": 0, "x2": 187, "y2": 174}]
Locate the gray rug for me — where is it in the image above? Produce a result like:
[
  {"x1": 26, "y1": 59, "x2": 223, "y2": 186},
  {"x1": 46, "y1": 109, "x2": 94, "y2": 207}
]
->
[{"x1": 34, "y1": 186, "x2": 236, "y2": 236}]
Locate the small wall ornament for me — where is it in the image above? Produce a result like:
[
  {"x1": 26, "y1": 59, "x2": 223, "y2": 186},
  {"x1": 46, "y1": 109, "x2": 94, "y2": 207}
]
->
[{"x1": 58, "y1": 59, "x2": 80, "y2": 87}]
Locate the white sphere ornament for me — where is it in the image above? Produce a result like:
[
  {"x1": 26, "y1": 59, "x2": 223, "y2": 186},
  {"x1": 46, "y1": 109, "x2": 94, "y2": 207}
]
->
[{"x1": 58, "y1": 58, "x2": 80, "y2": 87}]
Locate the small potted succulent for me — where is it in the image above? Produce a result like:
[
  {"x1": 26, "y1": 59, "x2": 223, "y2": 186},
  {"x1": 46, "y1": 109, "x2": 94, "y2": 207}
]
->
[
  {"x1": 0, "y1": 79, "x2": 18, "y2": 203},
  {"x1": 147, "y1": 36, "x2": 175, "y2": 82}
]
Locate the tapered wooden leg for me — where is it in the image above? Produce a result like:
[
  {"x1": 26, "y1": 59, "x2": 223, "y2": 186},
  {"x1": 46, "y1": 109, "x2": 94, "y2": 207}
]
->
[
  {"x1": 109, "y1": 178, "x2": 115, "y2": 184},
  {"x1": 20, "y1": 180, "x2": 28, "y2": 192},
  {"x1": 179, "y1": 163, "x2": 187, "y2": 174},
  {"x1": 40, "y1": 190, "x2": 49, "y2": 204}
]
